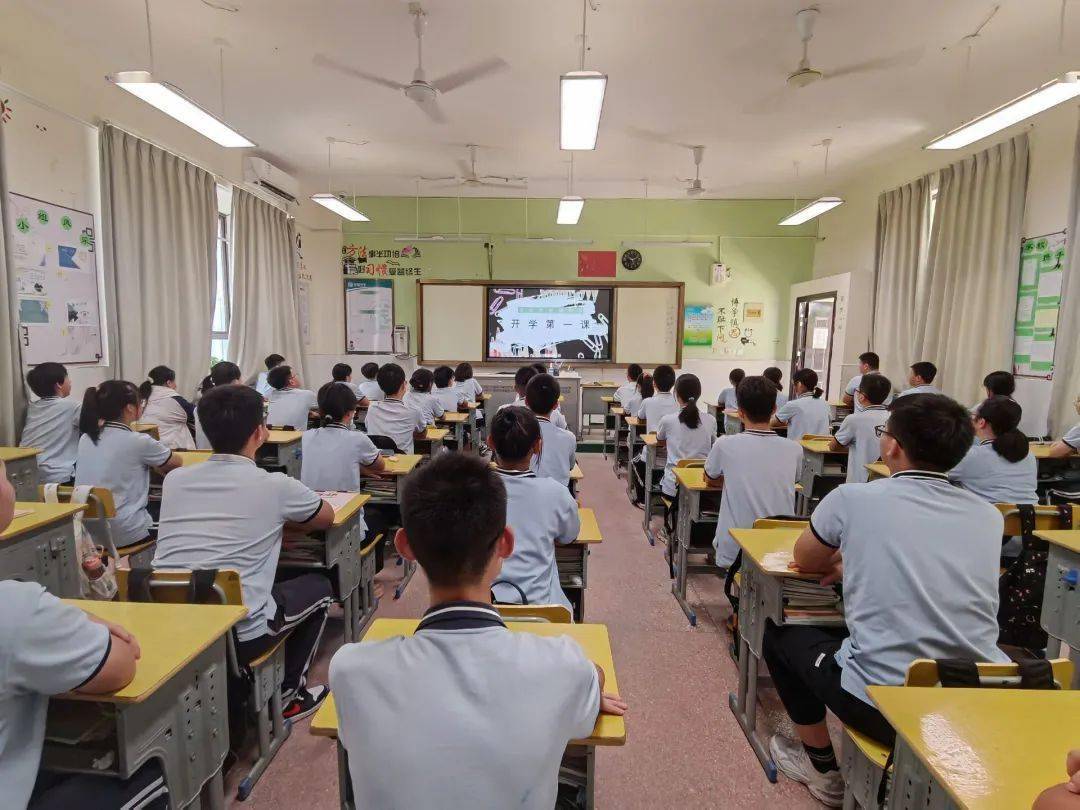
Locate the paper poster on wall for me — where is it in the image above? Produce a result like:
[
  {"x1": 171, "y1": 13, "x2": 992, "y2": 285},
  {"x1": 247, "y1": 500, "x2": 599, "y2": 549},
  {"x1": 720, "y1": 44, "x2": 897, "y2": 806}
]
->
[
  {"x1": 345, "y1": 278, "x2": 394, "y2": 353},
  {"x1": 1013, "y1": 231, "x2": 1064, "y2": 377},
  {"x1": 297, "y1": 279, "x2": 311, "y2": 347},
  {"x1": 7, "y1": 192, "x2": 103, "y2": 365},
  {"x1": 743, "y1": 302, "x2": 764, "y2": 321},
  {"x1": 683, "y1": 305, "x2": 714, "y2": 346}
]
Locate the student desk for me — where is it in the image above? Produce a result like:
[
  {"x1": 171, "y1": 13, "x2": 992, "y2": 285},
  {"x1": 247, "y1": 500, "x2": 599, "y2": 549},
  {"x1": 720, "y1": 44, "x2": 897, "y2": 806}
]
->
[
  {"x1": 556, "y1": 507, "x2": 602, "y2": 622},
  {"x1": 582, "y1": 383, "x2": 619, "y2": 433},
  {"x1": 640, "y1": 434, "x2": 665, "y2": 545},
  {"x1": 705, "y1": 402, "x2": 722, "y2": 433},
  {"x1": 605, "y1": 406, "x2": 625, "y2": 465},
  {"x1": 45, "y1": 600, "x2": 247, "y2": 810},
  {"x1": 569, "y1": 462, "x2": 584, "y2": 500},
  {"x1": 868, "y1": 685, "x2": 1080, "y2": 809},
  {"x1": 435, "y1": 411, "x2": 468, "y2": 450},
  {"x1": 829, "y1": 400, "x2": 853, "y2": 421},
  {"x1": 729, "y1": 527, "x2": 841, "y2": 782},
  {"x1": 866, "y1": 461, "x2": 890, "y2": 481},
  {"x1": 797, "y1": 438, "x2": 847, "y2": 515},
  {"x1": 463, "y1": 401, "x2": 482, "y2": 449},
  {"x1": 310, "y1": 619, "x2": 625, "y2": 810},
  {"x1": 366, "y1": 454, "x2": 422, "y2": 599},
  {"x1": 256, "y1": 429, "x2": 304, "y2": 479},
  {"x1": 1036, "y1": 529, "x2": 1080, "y2": 689},
  {"x1": 0, "y1": 501, "x2": 85, "y2": 596},
  {"x1": 175, "y1": 450, "x2": 212, "y2": 466},
  {"x1": 1030, "y1": 442, "x2": 1080, "y2": 499},
  {"x1": 671, "y1": 467, "x2": 722, "y2": 626},
  {"x1": 623, "y1": 417, "x2": 645, "y2": 501},
  {"x1": 414, "y1": 426, "x2": 449, "y2": 458},
  {"x1": 131, "y1": 422, "x2": 160, "y2": 440},
  {"x1": 1, "y1": 446, "x2": 41, "y2": 501}
]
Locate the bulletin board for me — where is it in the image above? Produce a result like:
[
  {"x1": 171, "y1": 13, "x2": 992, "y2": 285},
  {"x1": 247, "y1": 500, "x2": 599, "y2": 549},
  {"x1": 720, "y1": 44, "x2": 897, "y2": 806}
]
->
[
  {"x1": 1012, "y1": 231, "x2": 1064, "y2": 378},
  {"x1": 344, "y1": 277, "x2": 394, "y2": 353},
  {"x1": 7, "y1": 192, "x2": 103, "y2": 365}
]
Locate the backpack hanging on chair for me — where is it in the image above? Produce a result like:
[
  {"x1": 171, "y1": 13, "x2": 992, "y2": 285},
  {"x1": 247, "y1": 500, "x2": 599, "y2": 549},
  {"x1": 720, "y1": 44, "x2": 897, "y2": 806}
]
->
[{"x1": 43, "y1": 483, "x2": 118, "y2": 600}]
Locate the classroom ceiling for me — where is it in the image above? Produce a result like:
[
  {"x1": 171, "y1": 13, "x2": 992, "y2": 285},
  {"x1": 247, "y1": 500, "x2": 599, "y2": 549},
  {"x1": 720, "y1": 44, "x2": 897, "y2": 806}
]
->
[{"x1": 16, "y1": 0, "x2": 1080, "y2": 199}]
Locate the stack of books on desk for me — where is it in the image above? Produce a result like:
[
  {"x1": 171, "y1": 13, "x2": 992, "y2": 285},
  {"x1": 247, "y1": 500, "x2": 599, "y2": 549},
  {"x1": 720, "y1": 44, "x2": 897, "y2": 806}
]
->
[
  {"x1": 783, "y1": 580, "x2": 844, "y2": 626},
  {"x1": 279, "y1": 536, "x2": 326, "y2": 566},
  {"x1": 362, "y1": 478, "x2": 398, "y2": 500}
]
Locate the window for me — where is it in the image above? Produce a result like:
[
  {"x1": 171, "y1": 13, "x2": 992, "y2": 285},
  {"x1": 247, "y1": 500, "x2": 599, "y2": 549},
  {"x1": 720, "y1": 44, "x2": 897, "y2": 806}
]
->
[{"x1": 211, "y1": 211, "x2": 231, "y2": 364}]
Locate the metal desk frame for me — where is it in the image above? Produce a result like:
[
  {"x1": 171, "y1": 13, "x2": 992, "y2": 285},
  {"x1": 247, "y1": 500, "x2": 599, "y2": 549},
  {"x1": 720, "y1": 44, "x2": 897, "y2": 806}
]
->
[
  {"x1": 671, "y1": 481, "x2": 720, "y2": 627},
  {"x1": 0, "y1": 509, "x2": 81, "y2": 596}
]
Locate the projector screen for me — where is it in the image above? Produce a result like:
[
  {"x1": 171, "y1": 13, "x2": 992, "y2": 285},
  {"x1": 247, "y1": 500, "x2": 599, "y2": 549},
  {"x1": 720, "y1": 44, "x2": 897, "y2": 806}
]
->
[{"x1": 486, "y1": 285, "x2": 613, "y2": 362}]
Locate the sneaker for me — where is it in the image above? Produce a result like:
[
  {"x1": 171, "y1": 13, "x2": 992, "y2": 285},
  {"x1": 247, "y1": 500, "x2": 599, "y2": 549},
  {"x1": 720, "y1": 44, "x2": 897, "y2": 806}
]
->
[
  {"x1": 283, "y1": 685, "x2": 330, "y2": 722},
  {"x1": 769, "y1": 735, "x2": 845, "y2": 808}
]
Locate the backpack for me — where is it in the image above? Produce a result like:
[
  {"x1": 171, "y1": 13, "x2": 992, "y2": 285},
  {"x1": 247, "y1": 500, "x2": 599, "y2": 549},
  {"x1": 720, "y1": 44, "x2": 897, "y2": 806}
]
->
[{"x1": 44, "y1": 483, "x2": 118, "y2": 600}]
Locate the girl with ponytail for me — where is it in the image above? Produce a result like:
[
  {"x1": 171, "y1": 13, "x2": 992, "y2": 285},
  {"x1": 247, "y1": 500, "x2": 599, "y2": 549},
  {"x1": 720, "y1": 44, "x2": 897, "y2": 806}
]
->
[
  {"x1": 300, "y1": 382, "x2": 385, "y2": 492},
  {"x1": 75, "y1": 379, "x2": 180, "y2": 548},
  {"x1": 139, "y1": 365, "x2": 196, "y2": 449},
  {"x1": 772, "y1": 368, "x2": 830, "y2": 440},
  {"x1": 656, "y1": 374, "x2": 717, "y2": 530},
  {"x1": 949, "y1": 396, "x2": 1037, "y2": 504}
]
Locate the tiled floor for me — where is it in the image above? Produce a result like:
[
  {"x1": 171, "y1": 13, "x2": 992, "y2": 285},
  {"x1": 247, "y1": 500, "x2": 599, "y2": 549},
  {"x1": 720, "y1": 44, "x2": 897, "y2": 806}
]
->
[{"x1": 230, "y1": 454, "x2": 822, "y2": 808}]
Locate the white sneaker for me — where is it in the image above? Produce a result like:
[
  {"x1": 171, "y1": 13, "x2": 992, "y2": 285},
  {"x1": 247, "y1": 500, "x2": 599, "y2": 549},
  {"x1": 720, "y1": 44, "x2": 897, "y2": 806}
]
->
[{"x1": 769, "y1": 734, "x2": 845, "y2": 808}]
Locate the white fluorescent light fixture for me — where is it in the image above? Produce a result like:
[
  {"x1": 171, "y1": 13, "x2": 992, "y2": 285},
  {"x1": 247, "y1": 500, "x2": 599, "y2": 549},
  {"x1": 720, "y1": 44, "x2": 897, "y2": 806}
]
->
[
  {"x1": 778, "y1": 196, "x2": 844, "y2": 226},
  {"x1": 505, "y1": 237, "x2": 594, "y2": 245},
  {"x1": 927, "y1": 72, "x2": 1080, "y2": 150},
  {"x1": 393, "y1": 234, "x2": 487, "y2": 243},
  {"x1": 108, "y1": 70, "x2": 254, "y2": 148},
  {"x1": 310, "y1": 193, "x2": 370, "y2": 222},
  {"x1": 560, "y1": 71, "x2": 607, "y2": 150},
  {"x1": 621, "y1": 239, "x2": 714, "y2": 249},
  {"x1": 557, "y1": 196, "x2": 585, "y2": 225}
]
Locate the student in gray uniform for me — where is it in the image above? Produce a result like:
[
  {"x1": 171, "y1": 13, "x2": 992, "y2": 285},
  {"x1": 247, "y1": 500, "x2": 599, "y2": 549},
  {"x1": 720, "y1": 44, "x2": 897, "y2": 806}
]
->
[
  {"x1": 763, "y1": 366, "x2": 789, "y2": 409},
  {"x1": 614, "y1": 363, "x2": 643, "y2": 405},
  {"x1": 266, "y1": 365, "x2": 318, "y2": 431},
  {"x1": 453, "y1": 362, "x2": 483, "y2": 402},
  {"x1": 20, "y1": 362, "x2": 81, "y2": 484},
  {"x1": 982, "y1": 370, "x2": 1016, "y2": 400},
  {"x1": 623, "y1": 372, "x2": 652, "y2": 418},
  {"x1": 487, "y1": 407, "x2": 580, "y2": 610},
  {"x1": 356, "y1": 362, "x2": 384, "y2": 403},
  {"x1": 525, "y1": 374, "x2": 577, "y2": 487},
  {"x1": 773, "y1": 368, "x2": 831, "y2": 441},
  {"x1": 897, "y1": 361, "x2": 942, "y2": 397},
  {"x1": 842, "y1": 352, "x2": 882, "y2": 413},
  {"x1": 1048, "y1": 393, "x2": 1080, "y2": 458},
  {"x1": 302, "y1": 382, "x2": 385, "y2": 492},
  {"x1": 365, "y1": 363, "x2": 427, "y2": 453},
  {"x1": 949, "y1": 396, "x2": 1037, "y2": 504},
  {"x1": 830, "y1": 372, "x2": 892, "y2": 484},
  {"x1": 331, "y1": 362, "x2": 371, "y2": 406},
  {"x1": 138, "y1": 365, "x2": 196, "y2": 450},
  {"x1": 632, "y1": 365, "x2": 679, "y2": 504},
  {"x1": 717, "y1": 368, "x2": 745, "y2": 434},
  {"x1": 503, "y1": 366, "x2": 570, "y2": 430},
  {"x1": 328, "y1": 452, "x2": 626, "y2": 810},
  {"x1": 658, "y1": 374, "x2": 716, "y2": 535},
  {"x1": 75, "y1": 380, "x2": 180, "y2": 548},
  {"x1": 194, "y1": 361, "x2": 243, "y2": 450},
  {"x1": 404, "y1": 367, "x2": 446, "y2": 427},
  {"x1": 155, "y1": 384, "x2": 335, "y2": 720},
  {"x1": 432, "y1": 365, "x2": 468, "y2": 415},
  {"x1": 706, "y1": 376, "x2": 803, "y2": 568},
  {"x1": 764, "y1": 393, "x2": 1008, "y2": 807},
  {"x1": 251, "y1": 353, "x2": 285, "y2": 398}
]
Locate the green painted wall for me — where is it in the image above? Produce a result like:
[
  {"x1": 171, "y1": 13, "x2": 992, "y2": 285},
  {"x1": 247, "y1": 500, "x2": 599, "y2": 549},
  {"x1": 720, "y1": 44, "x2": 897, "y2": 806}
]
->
[{"x1": 341, "y1": 196, "x2": 818, "y2": 361}]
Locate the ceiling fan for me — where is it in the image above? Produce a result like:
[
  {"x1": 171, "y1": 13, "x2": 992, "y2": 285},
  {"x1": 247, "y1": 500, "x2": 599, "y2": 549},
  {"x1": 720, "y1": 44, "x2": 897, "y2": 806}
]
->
[
  {"x1": 424, "y1": 144, "x2": 526, "y2": 189},
  {"x1": 313, "y1": 2, "x2": 507, "y2": 124},
  {"x1": 676, "y1": 145, "x2": 707, "y2": 196}
]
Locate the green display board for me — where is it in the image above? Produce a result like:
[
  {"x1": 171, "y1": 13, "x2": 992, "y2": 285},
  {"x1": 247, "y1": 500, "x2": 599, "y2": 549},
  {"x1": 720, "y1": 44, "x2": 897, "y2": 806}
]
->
[{"x1": 1013, "y1": 231, "x2": 1064, "y2": 378}]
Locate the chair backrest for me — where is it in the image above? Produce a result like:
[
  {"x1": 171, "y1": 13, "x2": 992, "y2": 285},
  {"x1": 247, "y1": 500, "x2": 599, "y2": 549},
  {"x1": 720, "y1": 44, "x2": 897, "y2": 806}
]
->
[
  {"x1": 367, "y1": 434, "x2": 402, "y2": 452},
  {"x1": 115, "y1": 568, "x2": 244, "y2": 606},
  {"x1": 267, "y1": 423, "x2": 296, "y2": 432},
  {"x1": 40, "y1": 485, "x2": 117, "y2": 518},
  {"x1": 753, "y1": 517, "x2": 809, "y2": 530},
  {"x1": 905, "y1": 658, "x2": 1074, "y2": 689},
  {"x1": 675, "y1": 458, "x2": 705, "y2": 468},
  {"x1": 495, "y1": 604, "x2": 572, "y2": 623},
  {"x1": 995, "y1": 503, "x2": 1078, "y2": 535}
]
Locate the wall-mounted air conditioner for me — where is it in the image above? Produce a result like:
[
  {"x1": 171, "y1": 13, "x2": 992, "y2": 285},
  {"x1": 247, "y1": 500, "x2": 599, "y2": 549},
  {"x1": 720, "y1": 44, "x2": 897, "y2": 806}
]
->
[{"x1": 243, "y1": 156, "x2": 300, "y2": 205}]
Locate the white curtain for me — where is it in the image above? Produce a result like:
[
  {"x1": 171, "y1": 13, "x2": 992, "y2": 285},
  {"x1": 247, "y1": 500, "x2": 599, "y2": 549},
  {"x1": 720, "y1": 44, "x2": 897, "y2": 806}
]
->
[
  {"x1": 0, "y1": 123, "x2": 29, "y2": 443},
  {"x1": 872, "y1": 176, "x2": 931, "y2": 388},
  {"x1": 918, "y1": 133, "x2": 1029, "y2": 405},
  {"x1": 228, "y1": 189, "x2": 306, "y2": 384},
  {"x1": 1049, "y1": 114, "x2": 1080, "y2": 436},
  {"x1": 99, "y1": 125, "x2": 216, "y2": 395}
]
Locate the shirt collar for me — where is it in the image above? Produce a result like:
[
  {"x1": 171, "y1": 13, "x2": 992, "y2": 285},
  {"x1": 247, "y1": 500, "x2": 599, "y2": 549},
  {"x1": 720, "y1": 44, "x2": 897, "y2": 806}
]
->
[
  {"x1": 383, "y1": 397, "x2": 405, "y2": 404},
  {"x1": 417, "y1": 601, "x2": 506, "y2": 632},
  {"x1": 891, "y1": 470, "x2": 950, "y2": 481},
  {"x1": 494, "y1": 467, "x2": 536, "y2": 478},
  {"x1": 208, "y1": 453, "x2": 256, "y2": 465},
  {"x1": 103, "y1": 421, "x2": 132, "y2": 431},
  {"x1": 744, "y1": 429, "x2": 776, "y2": 436},
  {"x1": 324, "y1": 423, "x2": 349, "y2": 431},
  {"x1": 978, "y1": 438, "x2": 993, "y2": 446}
]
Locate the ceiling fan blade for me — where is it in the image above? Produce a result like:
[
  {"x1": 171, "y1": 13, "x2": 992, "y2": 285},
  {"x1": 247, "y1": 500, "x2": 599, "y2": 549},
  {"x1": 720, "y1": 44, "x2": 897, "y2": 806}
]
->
[
  {"x1": 476, "y1": 178, "x2": 527, "y2": 190},
  {"x1": 626, "y1": 126, "x2": 694, "y2": 149},
  {"x1": 430, "y1": 57, "x2": 508, "y2": 94},
  {"x1": 741, "y1": 87, "x2": 790, "y2": 116},
  {"x1": 454, "y1": 159, "x2": 473, "y2": 177},
  {"x1": 313, "y1": 54, "x2": 406, "y2": 91},
  {"x1": 416, "y1": 98, "x2": 448, "y2": 124},
  {"x1": 824, "y1": 46, "x2": 925, "y2": 82}
]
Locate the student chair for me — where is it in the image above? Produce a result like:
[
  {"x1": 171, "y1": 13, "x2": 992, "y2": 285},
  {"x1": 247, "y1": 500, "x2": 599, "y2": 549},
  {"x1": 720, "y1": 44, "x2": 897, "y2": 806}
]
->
[
  {"x1": 266, "y1": 423, "x2": 297, "y2": 431},
  {"x1": 659, "y1": 458, "x2": 706, "y2": 545},
  {"x1": 116, "y1": 568, "x2": 292, "y2": 802},
  {"x1": 495, "y1": 604, "x2": 573, "y2": 623},
  {"x1": 41, "y1": 484, "x2": 156, "y2": 567},
  {"x1": 840, "y1": 657, "x2": 1074, "y2": 810},
  {"x1": 366, "y1": 434, "x2": 403, "y2": 453}
]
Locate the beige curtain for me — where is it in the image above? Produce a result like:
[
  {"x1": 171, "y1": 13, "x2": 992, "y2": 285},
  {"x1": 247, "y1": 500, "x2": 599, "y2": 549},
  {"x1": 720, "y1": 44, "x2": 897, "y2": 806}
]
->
[
  {"x1": 99, "y1": 125, "x2": 216, "y2": 395},
  {"x1": 918, "y1": 133, "x2": 1029, "y2": 405},
  {"x1": 872, "y1": 176, "x2": 931, "y2": 387},
  {"x1": 0, "y1": 123, "x2": 29, "y2": 443},
  {"x1": 1049, "y1": 114, "x2": 1080, "y2": 436},
  {"x1": 228, "y1": 189, "x2": 306, "y2": 384}
]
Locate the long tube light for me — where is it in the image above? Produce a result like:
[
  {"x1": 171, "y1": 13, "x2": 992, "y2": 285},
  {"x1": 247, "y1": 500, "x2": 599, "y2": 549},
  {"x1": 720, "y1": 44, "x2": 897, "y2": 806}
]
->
[
  {"x1": 927, "y1": 72, "x2": 1080, "y2": 150},
  {"x1": 557, "y1": 196, "x2": 585, "y2": 225},
  {"x1": 621, "y1": 239, "x2": 714, "y2": 249},
  {"x1": 505, "y1": 237, "x2": 594, "y2": 245},
  {"x1": 392, "y1": 234, "x2": 487, "y2": 243},
  {"x1": 778, "y1": 196, "x2": 844, "y2": 226},
  {"x1": 108, "y1": 70, "x2": 254, "y2": 148},
  {"x1": 560, "y1": 71, "x2": 607, "y2": 150},
  {"x1": 310, "y1": 193, "x2": 370, "y2": 222}
]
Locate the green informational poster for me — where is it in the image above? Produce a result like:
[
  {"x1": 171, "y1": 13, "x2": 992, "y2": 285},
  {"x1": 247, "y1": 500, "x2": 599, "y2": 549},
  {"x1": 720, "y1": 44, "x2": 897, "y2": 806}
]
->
[
  {"x1": 1013, "y1": 231, "x2": 1064, "y2": 378},
  {"x1": 683, "y1": 304, "x2": 714, "y2": 346}
]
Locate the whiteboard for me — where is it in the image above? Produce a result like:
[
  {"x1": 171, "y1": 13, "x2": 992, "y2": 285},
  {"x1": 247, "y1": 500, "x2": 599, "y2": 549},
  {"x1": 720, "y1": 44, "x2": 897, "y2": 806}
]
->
[
  {"x1": 615, "y1": 286, "x2": 680, "y2": 364},
  {"x1": 420, "y1": 284, "x2": 483, "y2": 363},
  {"x1": 345, "y1": 278, "x2": 394, "y2": 353},
  {"x1": 7, "y1": 193, "x2": 104, "y2": 365}
]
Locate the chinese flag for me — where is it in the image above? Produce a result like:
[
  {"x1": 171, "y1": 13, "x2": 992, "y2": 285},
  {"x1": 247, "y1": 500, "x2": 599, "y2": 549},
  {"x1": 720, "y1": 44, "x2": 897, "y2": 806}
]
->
[{"x1": 577, "y1": 250, "x2": 616, "y2": 278}]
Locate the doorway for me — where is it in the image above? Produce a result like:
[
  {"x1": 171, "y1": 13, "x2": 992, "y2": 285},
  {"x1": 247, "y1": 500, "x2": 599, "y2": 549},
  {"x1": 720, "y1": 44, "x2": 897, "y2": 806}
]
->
[{"x1": 791, "y1": 292, "x2": 836, "y2": 396}]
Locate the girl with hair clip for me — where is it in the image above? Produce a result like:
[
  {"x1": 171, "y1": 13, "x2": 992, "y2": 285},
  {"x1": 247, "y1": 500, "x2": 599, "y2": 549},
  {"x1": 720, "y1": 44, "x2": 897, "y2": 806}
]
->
[
  {"x1": 772, "y1": 367, "x2": 830, "y2": 441},
  {"x1": 656, "y1": 374, "x2": 717, "y2": 539},
  {"x1": 301, "y1": 382, "x2": 386, "y2": 492},
  {"x1": 75, "y1": 380, "x2": 180, "y2": 548},
  {"x1": 139, "y1": 365, "x2": 196, "y2": 449},
  {"x1": 949, "y1": 396, "x2": 1036, "y2": 506}
]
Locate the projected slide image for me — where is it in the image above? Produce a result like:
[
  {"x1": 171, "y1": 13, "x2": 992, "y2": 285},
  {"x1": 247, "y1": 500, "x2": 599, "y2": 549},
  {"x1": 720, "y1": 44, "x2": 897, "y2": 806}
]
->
[{"x1": 487, "y1": 286, "x2": 612, "y2": 361}]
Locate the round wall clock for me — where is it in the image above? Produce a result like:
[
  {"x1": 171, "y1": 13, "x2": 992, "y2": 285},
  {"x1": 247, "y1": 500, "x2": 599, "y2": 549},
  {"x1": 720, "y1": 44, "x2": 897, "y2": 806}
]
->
[{"x1": 621, "y1": 248, "x2": 642, "y2": 271}]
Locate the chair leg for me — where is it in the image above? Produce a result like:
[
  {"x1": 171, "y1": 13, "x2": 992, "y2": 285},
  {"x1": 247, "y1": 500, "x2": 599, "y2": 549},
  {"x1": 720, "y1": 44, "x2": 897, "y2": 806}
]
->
[{"x1": 236, "y1": 650, "x2": 292, "y2": 801}]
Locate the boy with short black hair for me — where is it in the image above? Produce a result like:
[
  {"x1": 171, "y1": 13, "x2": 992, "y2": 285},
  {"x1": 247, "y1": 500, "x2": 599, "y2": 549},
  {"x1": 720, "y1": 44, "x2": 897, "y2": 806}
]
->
[
  {"x1": 365, "y1": 362, "x2": 427, "y2": 454},
  {"x1": 764, "y1": 393, "x2": 1008, "y2": 806},
  {"x1": 432, "y1": 365, "x2": 468, "y2": 413},
  {"x1": 20, "y1": 362, "x2": 80, "y2": 484},
  {"x1": 638, "y1": 364, "x2": 678, "y2": 431},
  {"x1": 830, "y1": 372, "x2": 892, "y2": 484},
  {"x1": 331, "y1": 362, "x2": 370, "y2": 406},
  {"x1": 266, "y1": 365, "x2": 319, "y2": 431},
  {"x1": 502, "y1": 366, "x2": 568, "y2": 430},
  {"x1": 328, "y1": 452, "x2": 625, "y2": 809},
  {"x1": 357, "y1": 361, "x2": 383, "y2": 403},
  {"x1": 404, "y1": 367, "x2": 446, "y2": 426},
  {"x1": 843, "y1": 351, "x2": 884, "y2": 413},
  {"x1": 899, "y1": 361, "x2": 941, "y2": 397},
  {"x1": 615, "y1": 363, "x2": 643, "y2": 406},
  {"x1": 254, "y1": 353, "x2": 286, "y2": 397},
  {"x1": 155, "y1": 384, "x2": 336, "y2": 720},
  {"x1": 717, "y1": 368, "x2": 745, "y2": 434},
  {"x1": 525, "y1": 373, "x2": 576, "y2": 487}
]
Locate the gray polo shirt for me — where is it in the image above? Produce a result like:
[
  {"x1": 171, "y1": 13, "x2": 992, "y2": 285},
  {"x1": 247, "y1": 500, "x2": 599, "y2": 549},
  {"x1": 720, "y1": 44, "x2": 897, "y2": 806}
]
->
[
  {"x1": 531, "y1": 417, "x2": 577, "y2": 486},
  {"x1": 897, "y1": 384, "x2": 942, "y2": 398},
  {"x1": 358, "y1": 379, "x2": 384, "y2": 402},
  {"x1": 75, "y1": 422, "x2": 172, "y2": 547},
  {"x1": 503, "y1": 397, "x2": 569, "y2": 431},
  {"x1": 365, "y1": 397, "x2": 427, "y2": 454},
  {"x1": 266, "y1": 387, "x2": 318, "y2": 431},
  {"x1": 1061, "y1": 422, "x2": 1080, "y2": 449},
  {"x1": 454, "y1": 377, "x2": 483, "y2": 402},
  {"x1": 194, "y1": 409, "x2": 210, "y2": 450},
  {"x1": 811, "y1": 471, "x2": 1008, "y2": 703},
  {"x1": 20, "y1": 396, "x2": 81, "y2": 483},
  {"x1": 704, "y1": 430, "x2": 803, "y2": 567},
  {"x1": 834, "y1": 406, "x2": 889, "y2": 484},
  {"x1": 328, "y1": 602, "x2": 599, "y2": 810},
  {"x1": 637, "y1": 391, "x2": 679, "y2": 433},
  {"x1": 301, "y1": 424, "x2": 380, "y2": 492},
  {"x1": 154, "y1": 454, "x2": 323, "y2": 641},
  {"x1": 255, "y1": 371, "x2": 272, "y2": 398},
  {"x1": 775, "y1": 392, "x2": 831, "y2": 441},
  {"x1": 492, "y1": 469, "x2": 579, "y2": 609},
  {"x1": 845, "y1": 374, "x2": 866, "y2": 412},
  {"x1": 718, "y1": 387, "x2": 739, "y2": 433},
  {"x1": 949, "y1": 440, "x2": 1038, "y2": 504},
  {"x1": 433, "y1": 386, "x2": 466, "y2": 414},
  {"x1": 404, "y1": 390, "x2": 445, "y2": 426},
  {"x1": 656, "y1": 410, "x2": 717, "y2": 496},
  {"x1": 614, "y1": 381, "x2": 636, "y2": 405},
  {"x1": 1, "y1": 581, "x2": 110, "y2": 808}
]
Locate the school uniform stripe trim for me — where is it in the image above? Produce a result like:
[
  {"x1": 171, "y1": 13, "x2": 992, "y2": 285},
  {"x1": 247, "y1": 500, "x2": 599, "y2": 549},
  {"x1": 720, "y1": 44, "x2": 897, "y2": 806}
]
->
[
  {"x1": 1065, "y1": 436, "x2": 1079, "y2": 450},
  {"x1": 891, "y1": 470, "x2": 950, "y2": 481},
  {"x1": 104, "y1": 421, "x2": 133, "y2": 431},
  {"x1": 744, "y1": 429, "x2": 777, "y2": 436},
  {"x1": 808, "y1": 519, "x2": 839, "y2": 549},
  {"x1": 493, "y1": 468, "x2": 536, "y2": 478},
  {"x1": 417, "y1": 602, "x2": 506, "y2": 631},
  {"x1": 121, "y1": 774, "x2": 169, "y2": 810},
  {"x1": 73, "y1": 633, "x2": 113, "y2": 690}
]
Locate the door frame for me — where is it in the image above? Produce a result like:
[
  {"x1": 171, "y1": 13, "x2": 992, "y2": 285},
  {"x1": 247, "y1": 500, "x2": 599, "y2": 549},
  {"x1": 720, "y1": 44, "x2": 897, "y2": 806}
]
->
[{"x1": 790, "y1": 291, "x2": 838, "y2": 396}]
